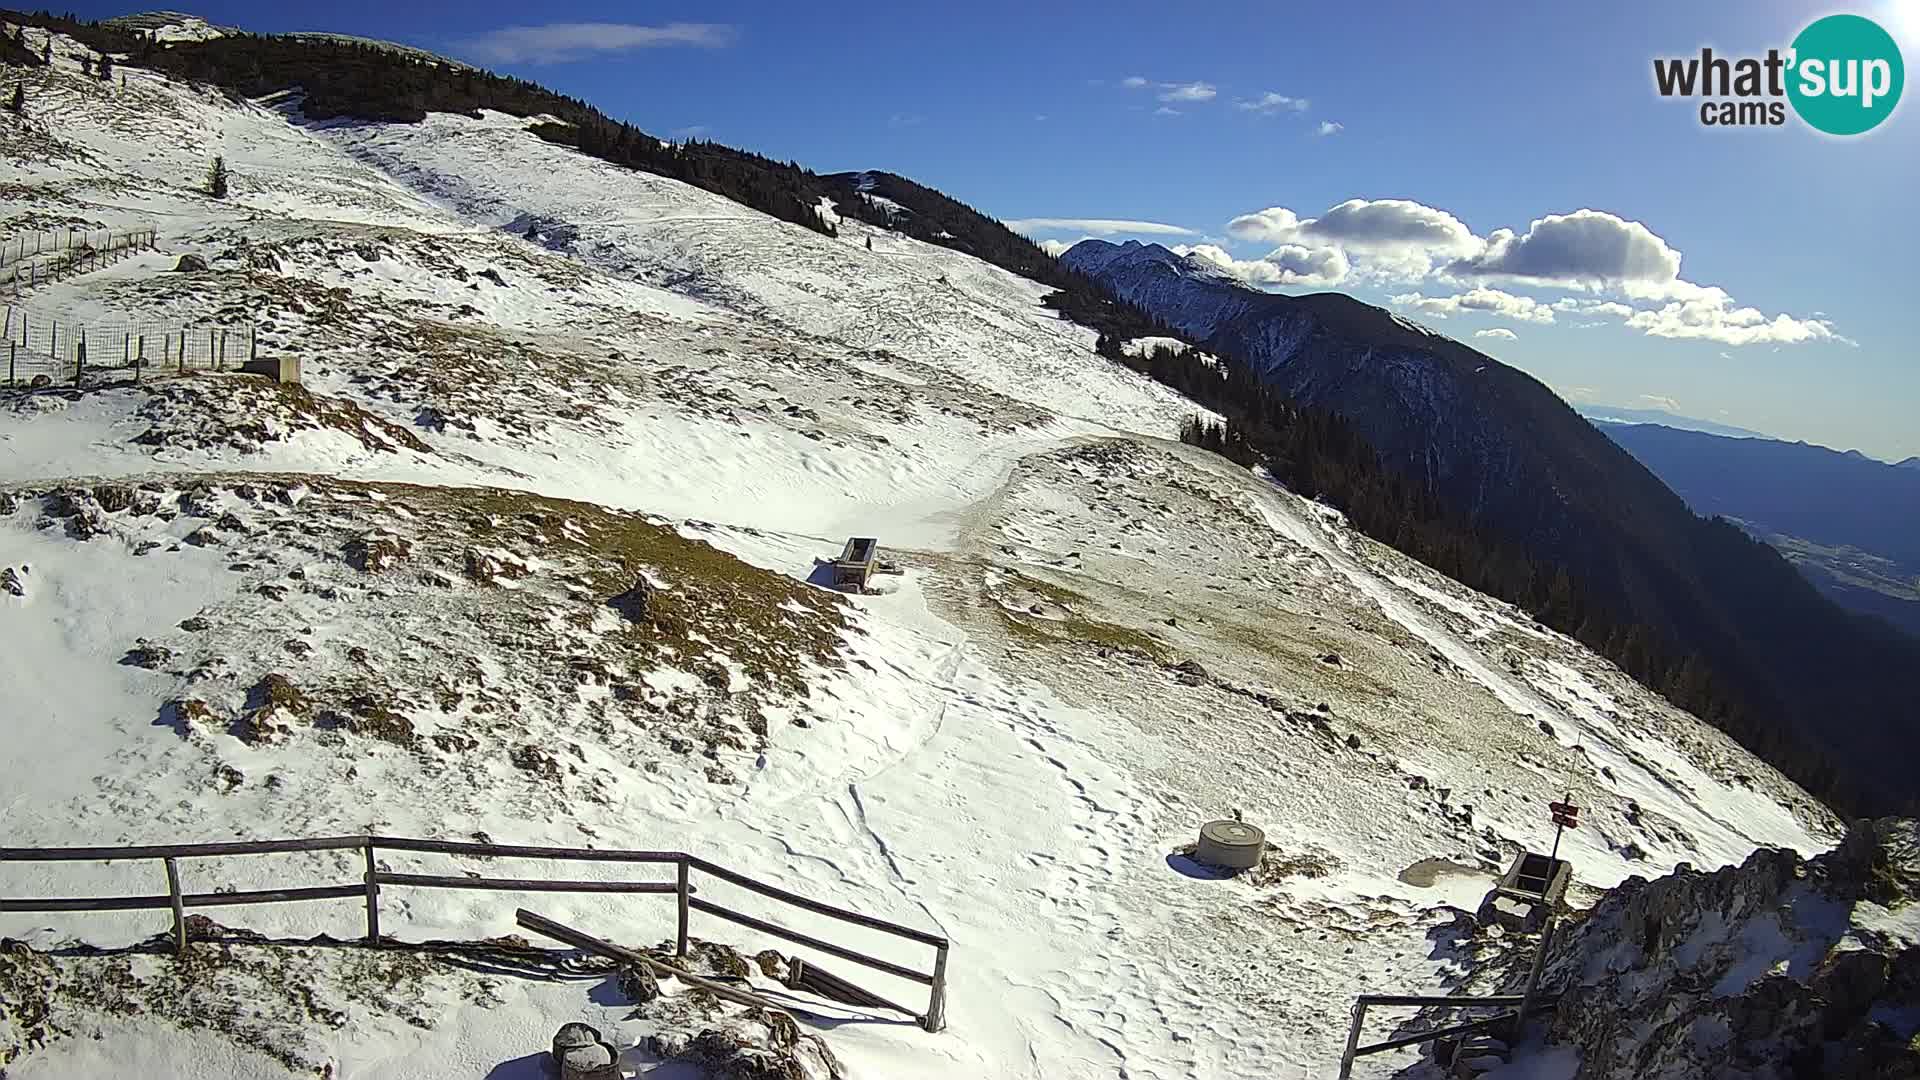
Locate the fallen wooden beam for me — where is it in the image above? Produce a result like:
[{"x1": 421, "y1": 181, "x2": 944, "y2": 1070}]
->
[{"x1": 516, "y1": 908, "x2": 789, "y2": 1017}]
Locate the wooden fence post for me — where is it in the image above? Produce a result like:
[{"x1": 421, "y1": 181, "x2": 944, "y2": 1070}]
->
[
  {"x1": 923, "y1": 942, "x2": 949, "y2": 1032},
  {"x1": 362, "y1": 841, "x2": 381, "y2": 944},
  {"x1": 163, "y1": 857, "x2": 186, "y2": 957},
  {"x1": 8, "y1": 343, "x2": 14, "y2": 387},
  {"x1": 676, "y1": 857, "x2": 690, "y2": 958}
]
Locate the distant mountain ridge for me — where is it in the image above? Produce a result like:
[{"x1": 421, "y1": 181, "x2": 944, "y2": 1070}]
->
[
  {"x1": 1578, "y1": 405, "x2": 1771, "y2": 441},
  {"x1": 1594, "y1": 420, "x2": 1920, "y2": 637},
  {"x1": 1064, "y1": 238, "x2": 1920, "y2": 811}
]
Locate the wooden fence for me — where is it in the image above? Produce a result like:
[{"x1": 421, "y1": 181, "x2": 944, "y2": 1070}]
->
[
  {"x1": 2, "y1": 226, "x2": 157, "y2": 290},
  {"x1": 0, "y1": 834, "x2": 951, "y2": 1033},
  {"x1": 3, "y1": 305, "x2": 258, "y2": 387}
]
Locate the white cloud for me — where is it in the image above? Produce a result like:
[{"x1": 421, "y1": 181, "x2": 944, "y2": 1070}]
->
[
  {"x1": 1174, "y1": 243, "x2": 1349, "y2": 288},
  {"x1": 1154, "y1": 106, "x2": 1182, "y2": 116},
  {"x1": 1450, "y1": 209, "x2": 1682, "y2": 292},
  {"x1": 1638, "y1": 394, "x2": 1682, "y2": 412},
  {"x1": 1316, "y1": 120, "x2": 1344, "y2": 136},
  {"x1": 1211, "y1": 198, "x2": 1840, "y2": 347},
  {"x1": 1038, "y1": 239, "x2": 1075, "y2": 257},
  {"x1": 1159, "y1": 81, "x2": 1217, "y2": 103},
  {"x1": 1004, "y1": 217, "x2": 1197, "y2": 237},
  {"x1": 888, "y1": 113, "x2": 925, "y2": 128},
  {"x1": 1121, "y1": 75, "x2": 1149, "y2": 88},
  {"x1": 1389, "y1": 287, "x2": 1557, "y2": 324},
  {"x1": 1474, "y1": 328, "x2": 1519, "y2": 340},
  {"x1": 1236, "y1": 91, "x2": 1309, "y2": 114},
  {"x1": 1228, "y1": 198, "x2": 1481, "y2": 282},
  {"x1": 452, "y1": 21, "x2": 734, "y2": 64},
  {"x1": 1623, "y1": 289, "x2": 1844, "y2": 346},
  {"x1": 1552, "y1": 298, "x2": 1635, "y2": 319},
  {"x1": 670, "y1": 124, "x2": 710, "y2": 139}
]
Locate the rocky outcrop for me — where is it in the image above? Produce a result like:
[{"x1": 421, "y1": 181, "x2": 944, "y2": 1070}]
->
[{"x1": 1537, "y1": 818, "x2": 1920, "y2": 1079}]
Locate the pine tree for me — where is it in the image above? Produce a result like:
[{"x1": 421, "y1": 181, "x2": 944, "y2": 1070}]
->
[
  {"x1": 207, "y1": 156, "x2": 229, "y2": 199},
  {"x1": 7, "y1": 83, "x2": 22, "y2": 116},
  {"x1": 96, "y1": 52, "x2": 113, "y2": 81},
  {"x1": 81, "y1": 54, "x2": 93, "y2": 77}
]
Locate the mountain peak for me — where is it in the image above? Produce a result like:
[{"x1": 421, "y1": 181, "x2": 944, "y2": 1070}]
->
[{"x1": 1060, "y1": 238, "x2": 1240, "y2": 287}]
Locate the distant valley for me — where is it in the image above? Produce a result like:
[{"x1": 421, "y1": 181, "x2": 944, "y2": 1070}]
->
[{"x1": 1593, "y1": 421, "x2": 1920, "y2": 638}]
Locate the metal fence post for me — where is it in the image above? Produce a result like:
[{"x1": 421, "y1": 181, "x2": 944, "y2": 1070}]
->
[
  {"x1": 676, "y1": 856, "x2": 690, "y2": 957},
  {"x1": 922, "y1": 942, "x2": 950, "y2": 1032},
  {"x1": 363, "y1": 841, "x2": 381, "y2": 944},
  {"x1": 163, "y1": 857, "x2": 187, "y2": 957},
  {"x1": 1514, "y1": 917, "x2": 1556, "y2": 1040}
]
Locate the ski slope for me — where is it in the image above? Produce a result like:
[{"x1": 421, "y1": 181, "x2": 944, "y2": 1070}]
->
[{"x1": 0, "y1": 22, "x2": 1842, "y2": 1080}]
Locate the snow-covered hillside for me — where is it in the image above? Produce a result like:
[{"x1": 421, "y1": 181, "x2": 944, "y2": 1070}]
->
[{"x1": 1, "y1": 24, "x2": 1842, "y2": 1080}]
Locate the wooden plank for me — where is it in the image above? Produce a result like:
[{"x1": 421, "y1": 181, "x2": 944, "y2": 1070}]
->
[
  {"x1": 363, "y1": 842, "x2": 380, "y2": 944},
  {"x1": 182, "y1": 884, "x2": 364, "y2": 908},
  {"x1": 0, "y1": 893, "x2": 173, "y2": 912},
  {"x1": 689, "y1": 896, "x2": 932, "y2": 986},
  {"x1": 1355, "y1": 1011, "x2": 1517, "y2": 1057},
  {"x1": 0, "y1": 835, "x2": 369, "y2": 862},
  {"x1": 685, "y1": 856, "x2": 946, "y2": 948},
  {"x1": 370, "y1": 836, "x2": 680, "y2": 863},
  {"x1": 517, "y1": 908, "x2": 787, "y2": 1016},
  {"x1": 1353, "y1": 994, "x2": 1529, "y2": 1008},
  {"x1": 163, "y1": 858, "x2": 186, "y2": 957},
  {"x1": 373, "y1": 871, "x2": 681, "y2": 894},
  {"x1": 676, "y1": 857, "x2": 690, "y2": 957}
]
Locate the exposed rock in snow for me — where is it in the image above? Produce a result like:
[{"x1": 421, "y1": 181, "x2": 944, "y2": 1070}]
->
[{"x1": 1526, "y1": 818, "x2": 1920, "y2": 1079}]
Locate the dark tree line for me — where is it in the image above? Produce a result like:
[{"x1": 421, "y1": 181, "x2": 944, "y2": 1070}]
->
[
  {"x1": 1110, "y1": 334, "x2": 1869, "y2": 814},
  {"x1": 1, "y1": 10, "x2": 836, "y2": 235}
]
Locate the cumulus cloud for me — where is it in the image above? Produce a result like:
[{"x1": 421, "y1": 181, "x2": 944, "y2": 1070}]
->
[
  {"x1": 1237, "y1": 91, "x2": 1309, "y2": 113},
  {"x1": 452, "y1": 21, "x2": 734, "y2": 64},
  {"x1": 1623, "y1": 288, "x2": 1844, "y2": 346},
  {"x1": 1475, "y1": 328, "x2": 1519, "y2": 340},
  {"x1": 1004, "y1": 218, "x2": 1197, "y2": 237},
  {"x1": 1450, "y1": 210, "x2": 1682, "y2": 292},
  {"x1": 1174, "y1": 243, "x2": 1349, "y2": 288},
  {"x1": 1207, "y1": 198, "x2": 1840, "y2": 347},
  {"x1": 1389, "y1": 287, "x2": 1557, "y2": 324},
  {"x1": 1229, "y1": 199, "x2": 1482, "y2": 281},
  {"x1": 1316, "y1": 120, "x2": 1344, "y2": 136},
  {"x1": 1159, "y1": 81, "x2": 1217, "y2": 103}
]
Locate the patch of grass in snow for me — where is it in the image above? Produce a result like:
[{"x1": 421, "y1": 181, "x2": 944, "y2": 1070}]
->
[
  {"x1": 989, "y1": 568, "x2": 1168, "y2": 660},
  {"x1": 430, "y1": 485, "x2": 848, "y2": 696}
]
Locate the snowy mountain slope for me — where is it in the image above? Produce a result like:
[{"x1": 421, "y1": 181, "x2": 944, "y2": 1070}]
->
[{"x1": 1, "y1": 26, "x2": 1844, "y2": 1080}]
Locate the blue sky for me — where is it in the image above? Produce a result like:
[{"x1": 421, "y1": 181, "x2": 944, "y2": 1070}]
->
[{"x1": 76, "y1": 1, "x2": 1920, "y2": 460}]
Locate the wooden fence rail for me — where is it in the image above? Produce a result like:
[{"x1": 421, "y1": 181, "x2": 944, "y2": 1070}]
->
[{"x1": 0, "y1": 834, "x2": 950, "y2": 1032}]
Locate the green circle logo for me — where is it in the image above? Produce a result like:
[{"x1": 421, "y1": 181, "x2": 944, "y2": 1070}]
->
[{"x1": 1787, "y1": 14, "x2": 1904, "y2": 135}]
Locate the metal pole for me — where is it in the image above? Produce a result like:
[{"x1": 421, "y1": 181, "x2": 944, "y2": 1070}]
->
[
  {"x1": 1514, "y1": 917, "x2": 1557, "y2": 1042},
  {"x1": 1338, "y1": 1000, "x2": 1367, "y2": 1080},
  {"x1": 923, "y1": 942, "x2": 950, "y2": 1032},
  {"x1": 676, "y1": 856, "x2": 690, "y2": 957},
  {"x1": 362, "y1": 842, "x2": 381, "y2": 944},
  {"x1": 163, "y1": 857, "x2": 186, "y2": 957}
]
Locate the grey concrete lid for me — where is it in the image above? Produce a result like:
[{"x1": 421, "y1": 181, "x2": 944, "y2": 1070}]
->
[{"x1": 1200, "y1": 819, "x2": 1265, "y2": 848}]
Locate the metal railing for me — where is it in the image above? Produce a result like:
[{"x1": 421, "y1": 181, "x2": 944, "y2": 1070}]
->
[
  {"x1": 0, "y1": 833, "x2": 950, "y2": 1032},
  {"x1": 1337, "y1": 919, "x2": 1560, "y2": 1077}
]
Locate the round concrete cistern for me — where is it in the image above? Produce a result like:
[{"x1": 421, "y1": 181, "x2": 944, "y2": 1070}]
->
[{"x1": 1196, "y1": 819, "x2": 1266, "y2": 870}]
